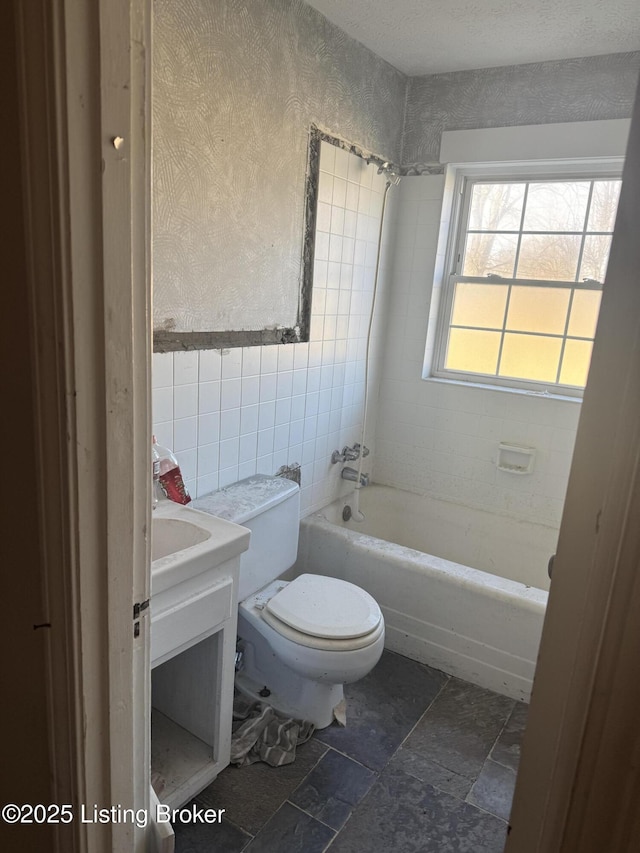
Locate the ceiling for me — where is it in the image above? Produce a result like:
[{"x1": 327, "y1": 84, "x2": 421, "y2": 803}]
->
[{"x1": 305, "y1": 0, "x2": 640, "y2": 76}]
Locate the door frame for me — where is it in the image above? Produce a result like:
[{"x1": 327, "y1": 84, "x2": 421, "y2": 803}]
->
[
  {"x1": 505, "y1": 83, "x2": 640, "y2": 852},
  {"x1": 15, "y1": 0, "x2": 151, "y2": 850}
]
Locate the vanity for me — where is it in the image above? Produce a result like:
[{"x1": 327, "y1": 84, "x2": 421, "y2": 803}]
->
[{"x1": 150, "y1": 500, "x2": 250, "y2": 809}]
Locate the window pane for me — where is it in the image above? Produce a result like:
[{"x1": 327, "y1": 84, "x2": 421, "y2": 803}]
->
[
  {"x1": 442, "y1": 171, "x2": 620, "y2": 392},
  {"x1": 579, "y1": 235, "x2": 612, "y2": 283},
  {"x1": 462, "y1": 233, "x2": 518, "y2": 277},
  {"x1": 567, "y1": 290, "x2": 601, "y2": 338},
  {"x1": 523, "y1": 181, "x2": 590, "y2": 231},
  {"x1": 560, "y1": 339, "x2": 593, "y2": 387},
  {"x1": 451, "y1": 283, "x2": 508, "y2": 329},
  {"x1": 506, "y1": 285, "x2": 570, "y2": 335},
  {"x1": 516, "y1": 234, "x2": 581, "y2": 281},
  {"x1": 499, "y1": 333, "x2": 562, "y2": 382},
  {"x1": 587, "y1": 180, "x2": 621, "y2": 232},
  {"x1": 446, "y1": 328, "x2": 500, "y2": 374},
  {"x1": 468, "y1": 182, "x2": 525, "y2": 231}
]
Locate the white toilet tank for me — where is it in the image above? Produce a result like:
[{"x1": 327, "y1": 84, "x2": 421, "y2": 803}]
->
[{"x1": 191, "y1": 475, "x2": 300, "y2": 600}]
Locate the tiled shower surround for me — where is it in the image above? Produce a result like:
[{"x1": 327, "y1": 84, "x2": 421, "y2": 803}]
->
[
  {"x1": 155, "y1": 157, "x2": 581, "y2": 528},
  {"x1": 153, "y1": 143, "x2": 392, "y2": 515},
  {"x1": 374, "y1": 176, "x2": 582, "y2": 529}
]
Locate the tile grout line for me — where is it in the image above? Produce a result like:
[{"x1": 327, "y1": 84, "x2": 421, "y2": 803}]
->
[
  {"x1": 285, "y1": 742, "x2": 380, "y2": 838},
  {"x1": 396, "y1": 753, "x2": 475, "y2": 794},
  {"x1": 462, "y1": 795, "x2": 511, "y2": 826},
  {"x1": 321, "y1": 789, "x2": 363, "y2": 853},
  {"x1": 288, "y1": 737, "x2": 386, "y2": 851},
  {"x1": 233, "y1": 743, "x2": 333, "y2": 844},
  {"x1": 487, "y1": 700, "x2": 517, "y2": 765},
  {"x1": 395, "y1": 672, "x2": 452, "y2": 754},
  {"x1": 191, "y1": 794, "x2": 254, "y2": 842},
  {"x1": 385, "y1": 673, "x2": 523, "y2": 815},
  {"x1": 311, "y1": 741, "x2": 381, "y2": 775},
  {"x1": 462, "y1": 700, "x2": 521, "y2": 822},
  {"x1": 313, "y1": 672, "x2": 459, "y2": 851},
  {"x1": 487, "y1": 754, "x2": 521, "y2": 773},
  {"x1": 284, "y1": 798, "x2": 338, "y2": 835}
]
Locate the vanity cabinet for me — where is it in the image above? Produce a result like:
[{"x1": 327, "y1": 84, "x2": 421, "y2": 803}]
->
[{"x1": 149, "y1": 503, "x2": 250, "y2": 810}]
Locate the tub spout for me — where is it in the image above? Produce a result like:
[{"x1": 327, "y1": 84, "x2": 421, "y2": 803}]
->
[{"x1": 341, "y1": 466, "x2": 369, "y2": 486}]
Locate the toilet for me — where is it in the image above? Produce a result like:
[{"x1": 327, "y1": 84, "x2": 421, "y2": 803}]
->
[{"x1": 192, "y1": 474, "x2": 384, "y2": 728}]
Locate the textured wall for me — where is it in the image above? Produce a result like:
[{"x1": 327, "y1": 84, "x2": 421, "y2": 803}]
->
[
  {"x1": 153, "y1": 0, "x2": 405, "y2": 335},
  {"x1": 152, "y1": 144, "x2": 394, "y2": 516},
  {"x1": 402, "y1": 52, "x2": 640, "y2": 169}
]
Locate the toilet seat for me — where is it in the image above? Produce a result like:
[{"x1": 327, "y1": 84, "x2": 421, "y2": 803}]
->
[
  {"x1": 259, "y1": 574, "x2": 383, "y2": 651},
  {"x1": 261, "y1": 607, "x2": 384, "y2": 651}
]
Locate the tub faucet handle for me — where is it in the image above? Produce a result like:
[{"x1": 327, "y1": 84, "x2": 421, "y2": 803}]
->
[{"x1": 331, "y1": 445, "x2": 359, "y2": 464}]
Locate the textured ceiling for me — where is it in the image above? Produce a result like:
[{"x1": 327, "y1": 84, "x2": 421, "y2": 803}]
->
[{"x1": 305, "y1": 0, "x2": 640, "y2": 75}]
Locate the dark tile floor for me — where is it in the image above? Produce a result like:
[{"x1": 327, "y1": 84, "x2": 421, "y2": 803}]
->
[{"x1": 174, "y1": 651, "x2": 528, "y2": 853}]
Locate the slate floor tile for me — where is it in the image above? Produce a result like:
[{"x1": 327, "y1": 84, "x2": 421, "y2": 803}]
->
[
  {"x1": 491, "y1": 700, "x2": 528, "y2": 771},
  {"x1": 316, "y1": 650, "x2": 448, "y2": 771},
  {"x1": 329, "y1": 764, "x2": 508, "y2": 853},
  {"x1": 173, "y1": 803, "x2": 251, "y2": 853},
  {"x1": 179, "y1": 655, "x2": 527, "y2": 853},
  {"x1": 388, "y1": 746, "x2": 473, "y2": 800},
  {"x1": 244, "y1": 802, "x2": 335, "y2": 853},
  {"x1": 404, "y1": 678, "x2": 514, "y2": 781},
  {"x1": 467, "y1": 758, "x2": 517, "y2": 821},
  {"x1": 196, "y1": 738, "x2": 327, "y2": 835},
  {"x1": 289, "y1": 748, "x2": 376, "y2": 830}
]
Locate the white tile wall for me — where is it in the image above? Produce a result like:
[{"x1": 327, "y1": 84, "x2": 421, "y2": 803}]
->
[
  {"x1": 153, "y1": 142, "x2": 393, "y2": 516},
  {"x1": 373, "y1": 175, "x2": 582, "y2": 530},
  {"x1": 154, "y1": 168, "x2": 581, "y2": 530}
]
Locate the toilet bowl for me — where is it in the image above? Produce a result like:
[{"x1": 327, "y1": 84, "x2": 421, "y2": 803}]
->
[
  {"x1": 191, "y1": 475, "x2": 385, "y2": 729},
  {"x1": 236, "y1": 575, "x2": 384, "y2": 727}
]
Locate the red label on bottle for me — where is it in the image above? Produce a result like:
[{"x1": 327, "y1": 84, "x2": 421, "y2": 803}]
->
[{"x1": 159, "y1": 467, "x2": 191, "y2": 505}]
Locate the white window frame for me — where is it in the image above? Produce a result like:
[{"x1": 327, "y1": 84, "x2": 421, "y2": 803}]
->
[{"x1": 431, "y1": 157, "x2": 624, "y2": 398}]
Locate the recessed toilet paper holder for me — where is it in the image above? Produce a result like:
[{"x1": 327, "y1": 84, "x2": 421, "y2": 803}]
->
[{"x1": 497, "y1": 442, "x2": 536, "y2": 474}]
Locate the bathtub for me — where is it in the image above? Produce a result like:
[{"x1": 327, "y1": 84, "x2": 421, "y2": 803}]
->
[{"x1": 294, "y1": 485, "x2": 557, "y2": 702}]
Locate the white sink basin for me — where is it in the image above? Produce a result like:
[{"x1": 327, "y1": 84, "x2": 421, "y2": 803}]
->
[
  {"x1": 152, "y1": 517, "x2": 210, "y2": 561},
  {"x1": 151, "y1": 501, "x2": 250, "y2": 595}
]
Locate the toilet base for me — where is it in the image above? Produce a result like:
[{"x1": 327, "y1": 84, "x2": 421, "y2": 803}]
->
[
  {"x1": 236, "y1": 581, "x2": 384, "y2": 729},
  {"x1": 236, "y1": 655, "x2": 344, "y2": 729}
]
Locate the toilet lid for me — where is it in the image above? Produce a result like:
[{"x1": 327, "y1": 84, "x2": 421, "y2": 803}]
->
[{"x1": 265, "y1": 574, "x2": 381, "y2": 639}]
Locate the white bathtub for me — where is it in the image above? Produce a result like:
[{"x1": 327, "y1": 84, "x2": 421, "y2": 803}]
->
[{"x1": 294, "y1": 485, "x2": 558, "y2": 701}]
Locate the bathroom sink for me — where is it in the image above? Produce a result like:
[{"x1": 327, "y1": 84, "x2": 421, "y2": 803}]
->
[
  {"x1": 151, "y1": 501, "x2": 250, "y2": 595},
  {"x1": 152, "y1": 517, "x2": 211, "y2": 561}
]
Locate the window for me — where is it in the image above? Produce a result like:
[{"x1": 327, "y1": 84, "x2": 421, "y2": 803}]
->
[{"x1": 434, "y1": 166, "x2": 622, "y2": 395}]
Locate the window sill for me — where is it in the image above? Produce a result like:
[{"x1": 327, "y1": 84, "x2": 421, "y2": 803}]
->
[{"x1": 422, "y1": 375, "x2": 583, "y2": 404}]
